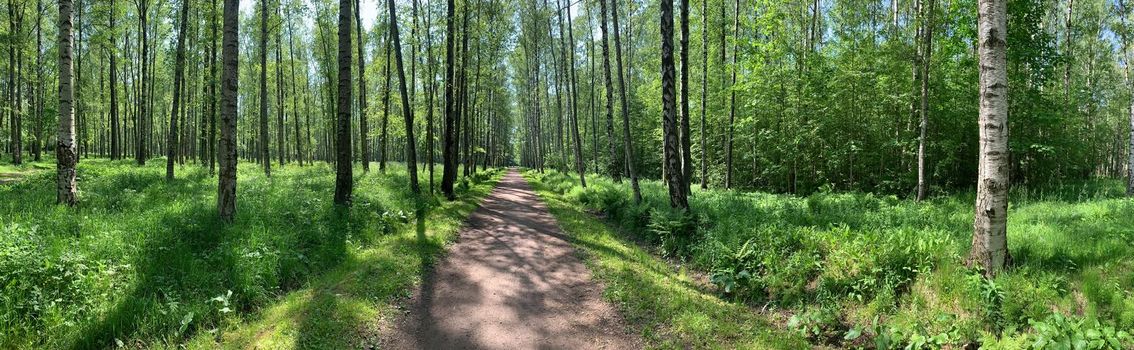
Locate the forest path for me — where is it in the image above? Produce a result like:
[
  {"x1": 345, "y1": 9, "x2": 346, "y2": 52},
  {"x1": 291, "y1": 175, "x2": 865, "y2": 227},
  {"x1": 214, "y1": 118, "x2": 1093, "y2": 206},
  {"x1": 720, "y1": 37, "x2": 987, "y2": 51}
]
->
[{"x1": 378, "y1": 169, "x2": 641, "y2": 350}]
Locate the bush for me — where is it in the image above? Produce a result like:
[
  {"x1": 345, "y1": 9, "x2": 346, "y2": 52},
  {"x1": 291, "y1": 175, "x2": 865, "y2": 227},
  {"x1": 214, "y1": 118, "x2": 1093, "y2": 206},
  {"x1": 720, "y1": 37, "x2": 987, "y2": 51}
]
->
[{"x1": 646, "y1": 208, "x2": 700, "y2": 258}]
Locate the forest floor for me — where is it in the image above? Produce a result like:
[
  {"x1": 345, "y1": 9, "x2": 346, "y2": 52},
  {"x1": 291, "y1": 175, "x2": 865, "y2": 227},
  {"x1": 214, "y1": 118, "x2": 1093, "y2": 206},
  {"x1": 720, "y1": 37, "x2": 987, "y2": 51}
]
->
[
  {"x1": 378, "y1": 169, "x2": 642, "y2": 349},
  {"x1": 525, "y1": 170, "x2": 1134, "y2": 349},
  {"x1": 0, "y1": 160, "x2": 50, "y2": 184},
  {"x1": 0, "y1": 158, "x2": 504, "y2": 349}
]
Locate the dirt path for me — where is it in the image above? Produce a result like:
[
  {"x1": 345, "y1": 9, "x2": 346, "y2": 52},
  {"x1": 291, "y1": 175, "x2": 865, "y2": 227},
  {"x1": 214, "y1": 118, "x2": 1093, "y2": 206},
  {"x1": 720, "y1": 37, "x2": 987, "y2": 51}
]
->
[{"x1": 379, "y1": 169, "x2": 641, "y2": 349}]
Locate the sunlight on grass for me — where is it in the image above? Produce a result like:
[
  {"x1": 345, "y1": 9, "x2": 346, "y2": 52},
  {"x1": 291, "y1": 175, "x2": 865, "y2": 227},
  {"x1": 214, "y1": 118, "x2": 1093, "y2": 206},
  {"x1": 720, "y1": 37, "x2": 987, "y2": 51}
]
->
[
  {"x1": 0, "y1": 158, "x2": 499, "y2": 349},
  {"x1": 526, "y1": 170, "x2": 1134, "y2": 349},
  {"x1": 525, "y1": 171, "x2": 808, "y2": 349}
]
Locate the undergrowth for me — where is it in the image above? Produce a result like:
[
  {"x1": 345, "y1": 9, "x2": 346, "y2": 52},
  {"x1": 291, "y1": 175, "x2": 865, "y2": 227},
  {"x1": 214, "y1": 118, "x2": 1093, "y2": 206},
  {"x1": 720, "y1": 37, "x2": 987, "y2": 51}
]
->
[
  {"x1": 531, "y1": 170, "x2": 1134, "y2": 349},
  {"x1": 0, "y1": 158, "x2": 499, "y2": 349}
]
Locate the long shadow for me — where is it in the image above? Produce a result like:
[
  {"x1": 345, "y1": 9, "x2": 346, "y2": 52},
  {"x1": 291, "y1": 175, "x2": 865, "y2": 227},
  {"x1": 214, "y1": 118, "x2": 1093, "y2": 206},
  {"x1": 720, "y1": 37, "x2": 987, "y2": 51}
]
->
[
  {"x1": 67, "y1": 175, "x2": 358, "y2": 349},
  {"x1": 389, "y1": 171, "x2": 634, "y2": 348},
  {"x1": 67, "y1": 200, "x2": 243, "y2": 350}
]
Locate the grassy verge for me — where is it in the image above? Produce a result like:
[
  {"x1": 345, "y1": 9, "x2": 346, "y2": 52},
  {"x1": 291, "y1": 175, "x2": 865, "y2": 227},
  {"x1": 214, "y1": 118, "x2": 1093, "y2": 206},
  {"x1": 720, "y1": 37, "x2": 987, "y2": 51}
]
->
[
  {"x1": 524, "y1": 170, "x2": 809, "y2": 349},
  {"x1": 0, "y1": 158, "x2": 499, "y2": 349},
  {"x1": 526, "y1": 170, "x2": 1134, "y2": 349},
  {"x1": 0, "y1": 160, "x2": 53, "y2": 183}
]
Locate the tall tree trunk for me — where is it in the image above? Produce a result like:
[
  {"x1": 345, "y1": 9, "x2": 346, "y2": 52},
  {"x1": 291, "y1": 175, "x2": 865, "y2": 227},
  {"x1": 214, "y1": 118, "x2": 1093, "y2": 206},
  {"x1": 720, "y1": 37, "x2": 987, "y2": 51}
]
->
[
  {"x1": 725, "y1": 0, "x2": 738, "y2": 189},
  {"x1": 209, "y1": 0, "x2": 219, "y2": 175},
  {"x1": 458, "y1": 0, "x2": 472, "y2": 177},
  {"x1": 916, "y1": 0, "x2": 935, "y2": 201},
  {"x1": 598, "y1": 0, "x2": 621, "y2": 182},
  {"x1": 679, "y1": 0, "x2": 692, "y2": 196},
  {"x1": 548, "y1": 0, "x2": 565, "y2": 173},
  {"x1": 388, "y1": 0, "x2": 420, "y2": 193},
  {"x1": 218, "y1": 0, "x2": 239, "y2": 221},
  {"x1": 661, "y1": 0, "x2": 687, "y2": 209},
  {"x1": 34, "y1": 0, "x2": 43, "y2": 161},
  {"x1": 57, "y1": 0, "x2": 78, "y2": 206},
  {"x1": 381, "y1": 28, "x2": 392, "y2": 171},
  {"x1": 9, "y1": 0, "x2": 23, "y2": 165},
  {"x1": 137, "y1": 0, "x2": 149, "y2": 165},
  {"x1": 356, "y1": 0, "x2": 370, "y2": 172},
  {"x1": 334, "y1": 0, "x2": 355, "y2": 205},
  {"x1": 588, "y1": 9, "x2": 598, "y2": 174},
  {"x1": 75, "y1": 0, "x2": 82, "y2": 160},
  {"x1": 441, "y1": 0, "x2": 458, "y2": 198},
  {"x1": 286, "y1": 2, "x2": 303, "y2": 166},
  {"x1": 1063, "y1": 0, "x2": 1074, "y2": 106},
  {"x1": 1121, "y1": 0, "x2": 1134, "y2": 196},
  {"x1": 467, "y1": 0, "x2": 483, "y2": 176},
  {"x1": 425, "y1": 0, "x2": 437, "y2": 191},
  {"x1": 561, "y1": 0, "x2": 586, "y2": 187},
  {"x1": 970, "y1": 0, "x2": 1010, "y2": 277},
  {"x1": 275, "y1": 5, "x2": 286, "y2": 167},
  {"x1": 167, "y1": 0, "x2": 190, "y2": 180},
  {"x1": 259, "y1": 0, "x2": 271, "y2": 176},
  {"x1": 699, "y1": 0, "x2": 708, "y2": 189},
  {"x1": 109, "y1": 0, "x2": 120, "y2": 160},
  {"x1": 611, "y1": 0, "x2": 641, "y2": 201}
]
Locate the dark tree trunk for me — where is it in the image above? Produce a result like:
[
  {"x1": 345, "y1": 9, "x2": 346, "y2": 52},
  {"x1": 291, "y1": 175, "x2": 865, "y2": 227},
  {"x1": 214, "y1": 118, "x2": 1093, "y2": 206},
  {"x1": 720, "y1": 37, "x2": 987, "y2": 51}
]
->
[
  {"x1": 33, "y1": 0, "x2": 43, "y2": 162},
  {"x1": 441, "y1": 0, "x2": 458, "y2": 198},
  {"x1": 725, "y1": 0, "x2": 738, "y2": 189},
  {"x1": 218, "y1": 0, "x2": 239, "y2": 221},
  {"x1": 286, "y1": 2, "x2": 303, "y2": 166},
  {"x1": 9, "y1": 0, "x2": 23, "y2": 165},
  {"x1": 167, "y1": 0, "x2": 190, "y2": 180},
  {"x1": 387, "y1": 0, "x2": 420, "y2": 193},
  {"x1": 598, "y1": 0, "x2": 620, "y2": 182},
  {"x1": 137, "y1": 0, "x2": 149, "y2": 165},
  {"x1": 699, "y1": 0, "x2": 708, "y2": 189},
  {"x1": 661, "y1": 0, "x2": 687, "y2": 209},
  {"x1": 259, "y1": 0, "x2": 271, "y2": 176},
  {"x1": 611, "y1": 0, "x2": 641, "y2": 202},
  {"x1": 356, "y1": 0, "x2": 370, "y2": 172},
  {"x1": 425, "y1": 0, "x2": 437, "y2": 191},
  {"x1": 110, "y1": 0, "x2": 120, "y2": 160},
  {"x1": 381, "y1": 28, "x2": 391, "y2": 171},
  {"x1": 208, "y1": 0, "x2": 218, "y2": 175},
  {"x1": 560, "y1": 0, "x2": 586, "y2": 187},
  {"x1": 334, "y1": 0, "x2": 354, "y2": 205},
  {"x1": 679, "y1": 0, "x2": 692, "y2": 196}
]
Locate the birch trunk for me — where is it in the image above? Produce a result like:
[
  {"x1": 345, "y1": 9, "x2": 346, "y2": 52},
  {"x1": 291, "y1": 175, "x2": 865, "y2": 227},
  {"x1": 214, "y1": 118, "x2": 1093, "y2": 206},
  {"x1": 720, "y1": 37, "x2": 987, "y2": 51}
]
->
[{"x1": 970, "y1": 0, "x2": 1010, "y2": 277}]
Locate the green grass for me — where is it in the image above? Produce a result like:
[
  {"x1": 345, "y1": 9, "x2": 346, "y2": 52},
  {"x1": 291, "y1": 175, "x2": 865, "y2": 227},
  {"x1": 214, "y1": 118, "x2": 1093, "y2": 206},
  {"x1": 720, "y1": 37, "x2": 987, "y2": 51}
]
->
[
  {"x1": 524, "y1": 170, "x2": 809, "y2": 349},
  {"x1": 0, "y1": 159, "x2": 53, "y2": 183},
  {"x1": 527, "y1": 170, "x2": 1134, "y2": 349},
  {"x1": 0, "y1": 158, "x2": 500, "y2": 349}
]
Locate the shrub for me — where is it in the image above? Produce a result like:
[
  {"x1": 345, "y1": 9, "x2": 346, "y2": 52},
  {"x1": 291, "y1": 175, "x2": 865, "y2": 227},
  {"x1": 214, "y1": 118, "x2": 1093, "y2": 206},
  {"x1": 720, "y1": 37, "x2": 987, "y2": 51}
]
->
[{"x1": 646, "y1": 208, "x2": 700, "y2": 258}]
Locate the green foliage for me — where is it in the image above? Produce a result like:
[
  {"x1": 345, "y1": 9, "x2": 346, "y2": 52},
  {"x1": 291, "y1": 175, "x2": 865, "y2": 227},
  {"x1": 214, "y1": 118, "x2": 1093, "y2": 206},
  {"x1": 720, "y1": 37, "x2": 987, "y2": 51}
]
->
[
  {"x1": 532, "y1": 170, "x2": 1134, "y2": 349},
  {"x1": 1028, "y1": 313, "x2": 1131, "y2": 350},
  {"x1": 525, "y1": 170, "x2": 808, "y2": 349},
  {"x1": 0, "y1": 159, "x2": 499, "y2": 349},
  {"x1": 645, "y1": 208, "x2": 699, "y2": 259}
]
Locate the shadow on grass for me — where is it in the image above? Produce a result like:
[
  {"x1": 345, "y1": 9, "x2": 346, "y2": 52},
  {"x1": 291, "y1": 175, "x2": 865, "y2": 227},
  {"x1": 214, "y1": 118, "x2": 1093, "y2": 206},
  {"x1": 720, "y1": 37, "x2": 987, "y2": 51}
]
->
[{"x1": 219, "y1": 171, "x2": 500, "y2": 349}]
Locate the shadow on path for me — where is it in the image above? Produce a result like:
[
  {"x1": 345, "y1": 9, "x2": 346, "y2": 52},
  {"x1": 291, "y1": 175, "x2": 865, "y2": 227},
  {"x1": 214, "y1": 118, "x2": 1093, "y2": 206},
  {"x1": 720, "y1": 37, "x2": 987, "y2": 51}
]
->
[{"x1": 380, "y1": 170, "x2": 641, "y2": 349}]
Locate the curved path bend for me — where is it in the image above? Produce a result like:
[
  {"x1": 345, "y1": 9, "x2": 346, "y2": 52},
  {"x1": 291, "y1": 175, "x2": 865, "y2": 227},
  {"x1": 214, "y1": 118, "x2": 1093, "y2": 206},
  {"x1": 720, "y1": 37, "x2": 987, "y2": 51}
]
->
[{"x1": 379, "y1": 169, "x2": 640, "y2": 349}]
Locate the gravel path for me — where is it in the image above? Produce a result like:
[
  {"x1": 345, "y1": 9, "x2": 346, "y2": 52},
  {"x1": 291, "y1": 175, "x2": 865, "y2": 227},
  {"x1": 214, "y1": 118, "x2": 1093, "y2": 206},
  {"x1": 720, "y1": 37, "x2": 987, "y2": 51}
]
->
[{"x1": 379, "y1": 169, "x2": 641, "y2": 349}]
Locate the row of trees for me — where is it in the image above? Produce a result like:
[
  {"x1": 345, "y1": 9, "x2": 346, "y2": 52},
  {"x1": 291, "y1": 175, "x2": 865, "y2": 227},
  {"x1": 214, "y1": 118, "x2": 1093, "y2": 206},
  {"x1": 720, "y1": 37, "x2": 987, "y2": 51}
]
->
[
  {"x1": 511, "y1": 0, "x2": 1133, "y2": 200},
  {"x1": 11, "y1": 0, "x2": 517, "y2": 217},
  {"x1": 19, "y1": 0, "x2": 1134, "y2": 278},
  {"x1": 506, "y1": 0, "x2": 1132, "y2": 276}
]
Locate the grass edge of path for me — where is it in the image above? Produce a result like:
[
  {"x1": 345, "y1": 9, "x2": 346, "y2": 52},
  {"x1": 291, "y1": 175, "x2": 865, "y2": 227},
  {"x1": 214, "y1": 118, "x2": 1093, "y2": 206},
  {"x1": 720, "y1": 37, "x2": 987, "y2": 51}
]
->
[
  {"x1": 524, "y1": 170, "x2": 809, "y2": 350},
  {"x1": 181, "y1": 170, "x2": 504, "y2": 349}
]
